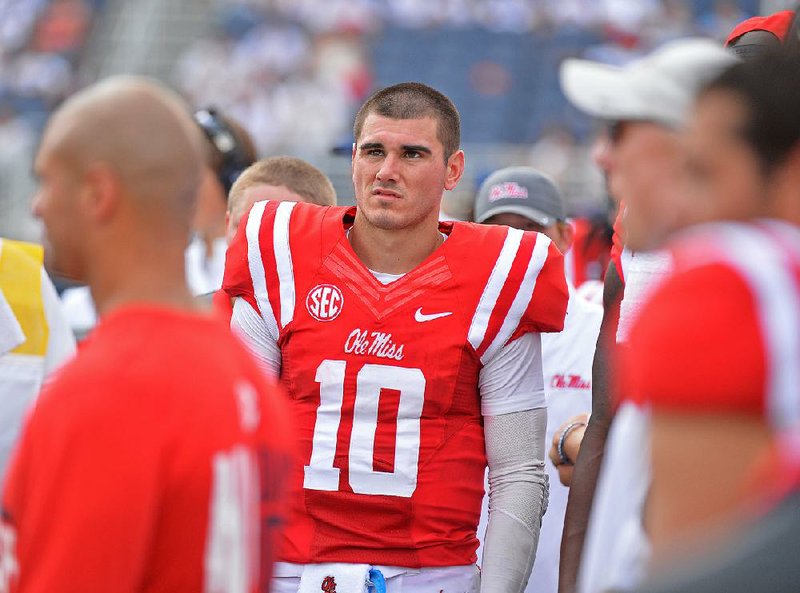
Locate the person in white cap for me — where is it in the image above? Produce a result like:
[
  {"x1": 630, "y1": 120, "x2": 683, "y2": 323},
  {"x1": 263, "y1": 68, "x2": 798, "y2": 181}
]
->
[
  {"x1": 472, "y1": 167, "x2": 603, "y2": 593},
  {"x1": 555, "y1": 38, "x2": 738, "y2": 593}
]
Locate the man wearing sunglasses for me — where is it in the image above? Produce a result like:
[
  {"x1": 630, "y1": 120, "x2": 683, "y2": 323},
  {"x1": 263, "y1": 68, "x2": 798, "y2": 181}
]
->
[{"x1": 556, "y1": 39, "x2": 736, "y2": 593}]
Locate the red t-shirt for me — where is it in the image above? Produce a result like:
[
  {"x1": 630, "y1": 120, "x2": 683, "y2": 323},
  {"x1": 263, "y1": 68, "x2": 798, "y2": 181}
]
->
[
  {"x1": 0, "y1": 306, "x2": 295, "y2": 593},
  {"x1": 223, "y1": 201, "x2": 568, "y2": 567},
  {"x1": 622, "y1": 221, "x2": 800, "y2": 417}
]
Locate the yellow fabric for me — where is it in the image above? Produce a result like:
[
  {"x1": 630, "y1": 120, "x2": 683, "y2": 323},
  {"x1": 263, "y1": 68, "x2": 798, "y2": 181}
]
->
[{"x1": 0, "y1": 239, "x2": 48, "y2": 356}]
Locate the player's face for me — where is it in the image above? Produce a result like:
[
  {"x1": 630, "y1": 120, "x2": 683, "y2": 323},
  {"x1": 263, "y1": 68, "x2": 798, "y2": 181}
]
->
[
  {"x1": 603, "y1": 120, "x2": 689, "y2": 252},
  {"x1": 352, "y1": 114, "x2": 464, "y2": 231},
  {"x1": 31, "y1": 128, "x2": 87, "y2": 280},
  {"x1": 684, "y1": 90, "x2": 768, "y2": 224}
]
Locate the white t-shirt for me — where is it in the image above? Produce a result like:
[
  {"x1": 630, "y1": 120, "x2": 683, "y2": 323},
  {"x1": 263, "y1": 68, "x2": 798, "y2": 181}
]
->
[
  {"x1": 476, "y1": 285, "x2": 602, "y2": 593},
  {"x1": 185, "y1": 235, "x2": 228, "y2": 296},
  {"x1": 578, "y1": 249, "x2": 672, "y2": 593}
]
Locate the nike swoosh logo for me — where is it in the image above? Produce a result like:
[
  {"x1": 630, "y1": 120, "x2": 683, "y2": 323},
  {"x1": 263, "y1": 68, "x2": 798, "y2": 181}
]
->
[{"x1": 414, "y1": 308, "x2": 453, "y2": 322}]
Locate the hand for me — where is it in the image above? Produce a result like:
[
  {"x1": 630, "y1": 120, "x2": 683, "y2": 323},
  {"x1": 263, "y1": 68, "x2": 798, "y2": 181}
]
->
[{"x1": 548, "y1": 413, "x2": 590, "y2": 487}]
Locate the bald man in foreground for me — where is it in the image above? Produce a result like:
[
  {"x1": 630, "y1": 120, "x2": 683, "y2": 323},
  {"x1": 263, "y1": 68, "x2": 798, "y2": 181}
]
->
[{"x1": 0, "y1": 77, "x2": 294, "y2": 593}]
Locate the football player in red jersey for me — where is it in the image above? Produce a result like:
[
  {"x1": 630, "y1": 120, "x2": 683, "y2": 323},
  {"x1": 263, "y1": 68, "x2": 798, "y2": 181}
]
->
[
  {"x1": 625, "y1": 51, "x2": 800, "y2": 577},
  {"x1": 0, "y1": 77, "x2": 295, "y2": 593},
  {"x1": 223, "y1": 82, "x2": 569, "y2": 592}
]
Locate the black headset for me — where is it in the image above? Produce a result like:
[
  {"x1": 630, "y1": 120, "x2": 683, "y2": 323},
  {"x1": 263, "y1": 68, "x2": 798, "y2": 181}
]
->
[{"x1": 193, "y1": 107, "x2": 253, "y2": 194}]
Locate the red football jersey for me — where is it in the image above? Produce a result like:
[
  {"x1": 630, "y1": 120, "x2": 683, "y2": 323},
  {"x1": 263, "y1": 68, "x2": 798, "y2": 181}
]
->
[
  {"x1": 0, "y1": 306, "x2": 295, "y2": 593},
  {"x1": 212, "y1": 287, "x2": 234, "y2": 323},
  {"x1": 610, "y1": 204, "x2": 627, "y2": 284},
  {"x1": 223, "y1": 201, "x2": 568, "y2": 567},
  {"x1": 622, "y1": 221, "x2": 800, "y2": 420}
]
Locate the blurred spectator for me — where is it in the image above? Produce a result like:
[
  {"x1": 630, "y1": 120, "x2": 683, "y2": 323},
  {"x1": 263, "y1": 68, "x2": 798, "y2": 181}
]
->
[
  {"x1": 31, "y1": 0, "x2": 91, "y2": 55},
  {"x1": 528, "y1": 125, "x2": 579, "y2": 191},
  {"x1": 697, "y1": 0, "x2": 749, "y2": 40},
  {"x1": 0, "y1": 0, "x2": 102, "y2": 240}
]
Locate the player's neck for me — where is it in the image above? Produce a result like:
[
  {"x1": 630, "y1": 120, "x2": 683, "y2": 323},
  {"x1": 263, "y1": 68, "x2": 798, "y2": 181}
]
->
[
  {"x1": 349, "y1": 214, "x2": 444, "y2": 275},
  {"x1": 87, "y1": 238, "x2": 197, "y2": 318}
]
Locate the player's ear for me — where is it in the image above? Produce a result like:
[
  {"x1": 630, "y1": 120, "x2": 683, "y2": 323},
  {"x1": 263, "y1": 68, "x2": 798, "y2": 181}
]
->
[
  {"x1": 82, "y1": 163, "x2": 120, "y2": 224},
  {"x1": 444, "y1": 149, "x2": 465, "y2": 191},
  {"x1": 556, "y1": 221, "x2": 574, "y2": 254}
]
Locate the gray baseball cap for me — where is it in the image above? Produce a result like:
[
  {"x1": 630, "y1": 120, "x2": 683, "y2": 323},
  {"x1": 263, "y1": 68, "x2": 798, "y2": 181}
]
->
[{"x1": 474, "y1": 166, "x2": 566, "y2": 227}]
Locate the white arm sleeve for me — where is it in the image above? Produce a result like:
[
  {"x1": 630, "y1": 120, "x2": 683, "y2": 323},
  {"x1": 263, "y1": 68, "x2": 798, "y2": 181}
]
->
[
  {"x1": 230, "y1": 297, "x2": 281, "y2": 377},
  {"x1": 481, "y1": 408, "x2": 549, "y2": 593},
  {"x1": 479, "y1": 332, "x2": 545, "y2": 416}
]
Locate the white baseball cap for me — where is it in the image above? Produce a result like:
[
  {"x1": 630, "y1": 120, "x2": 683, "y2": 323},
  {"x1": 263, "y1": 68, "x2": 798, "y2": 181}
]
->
[{"x1": 560, "y1": 38, "x2": 738, "y2": 129}]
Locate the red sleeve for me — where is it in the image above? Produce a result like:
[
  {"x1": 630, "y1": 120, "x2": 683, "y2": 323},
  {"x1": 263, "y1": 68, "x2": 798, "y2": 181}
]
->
[
  {"x1": 222, "y1": 200, "x2": 281, "y2": 316},
  {"x1": 499, "y1": 235, "x2": 568, "y2": 351},
  {"x1": 2, "y1": 380, "x2": 162, "y2": 593},
  {"x1": 620, "y1": 263, "x2": 766, "y2": 415},
  {"x1": 521, "y1": 238, "x2": 569, "y2": 334},
  {"x1": 211, "y1": 289, "x2": 233, "y2": 324}
]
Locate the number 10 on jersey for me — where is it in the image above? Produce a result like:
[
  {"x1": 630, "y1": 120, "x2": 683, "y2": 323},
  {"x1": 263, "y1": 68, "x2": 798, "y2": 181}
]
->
[{"x1": 304, "y1": 360, "x2": 426, "y2": 497}]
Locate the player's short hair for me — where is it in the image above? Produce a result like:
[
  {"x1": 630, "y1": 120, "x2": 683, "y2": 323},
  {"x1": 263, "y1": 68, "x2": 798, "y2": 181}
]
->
[
  {"x1": 227, "y1": 156, "x2": 337, "y2": 211},
  {"x1": 702, "y1": 51, "x2": 800, "y2": 174},
  {"x1": 353, "y1": 82, "x2": 461, "y2": 161}
]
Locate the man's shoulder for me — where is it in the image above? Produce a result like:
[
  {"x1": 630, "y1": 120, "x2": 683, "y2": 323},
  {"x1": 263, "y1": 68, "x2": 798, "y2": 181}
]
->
[
  {"x1": 445, "y1": 221, "x2": 555, "y2": 271},
  {"x1": 36, "y1": 309, "x2": 274, "y2": 418},
  {"x1": 671, "y1": 220, "x2": 800, "y2": 272}
]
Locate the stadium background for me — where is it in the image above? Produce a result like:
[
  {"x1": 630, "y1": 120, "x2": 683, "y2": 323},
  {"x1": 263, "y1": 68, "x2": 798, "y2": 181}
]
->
[{"x1": 0, "y1": 0, "x2": 793, "y2": 241}]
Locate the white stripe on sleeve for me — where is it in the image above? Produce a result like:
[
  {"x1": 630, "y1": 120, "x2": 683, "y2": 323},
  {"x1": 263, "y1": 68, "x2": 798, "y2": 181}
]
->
[
  {"x1": 246, "y1": 200, "x2": 279, "y2": 338},
  {"x1": 468, "y1": 227, "x2": 523, "y2": 352},
  {"x1": 273, "y1": 201, "x2": 297, "y2": 329},
  {"x1": 481, "y1": 235, "x2": 551, "y2": 365}
]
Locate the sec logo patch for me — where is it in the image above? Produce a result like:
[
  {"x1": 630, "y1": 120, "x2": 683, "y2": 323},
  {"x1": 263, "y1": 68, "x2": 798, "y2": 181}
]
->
[{"x1": 306, "y1": 284, "x2": 343, "y2": 322}]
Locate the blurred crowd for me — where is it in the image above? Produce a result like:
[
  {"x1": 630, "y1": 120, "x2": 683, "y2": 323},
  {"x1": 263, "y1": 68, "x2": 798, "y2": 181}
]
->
[
  {"x1": 0, "y1": 0, "x2": 102, "y2": 237},
  {"x1": 173, "y1": 0, "x2": 755, "y2": 156}
]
